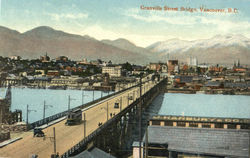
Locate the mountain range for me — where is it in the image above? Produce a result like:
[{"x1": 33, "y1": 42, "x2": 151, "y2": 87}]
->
[
  {"x1": 0, "y1": 26, "x2": 155, "y2": 64},
  {"x1": 0, "y1": 26, "x2": 250, "y2": 65},
  {"x1": 147, "y1": 34, "x2": 250, "y2": 65}
]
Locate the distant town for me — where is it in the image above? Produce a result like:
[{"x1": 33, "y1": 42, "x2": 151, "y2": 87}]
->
[{"x1": 0, "y1": 54, "x2": 249, "y2": 95}]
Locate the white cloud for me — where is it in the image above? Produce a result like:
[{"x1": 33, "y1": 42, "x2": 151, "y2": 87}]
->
[{"x1": 46, "y1": 12, "x2": 88, "y2": 21}]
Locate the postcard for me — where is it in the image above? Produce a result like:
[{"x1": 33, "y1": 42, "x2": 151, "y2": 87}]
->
[{"x1": 0, "y1": 0, "x2": 249, "y2": 158}]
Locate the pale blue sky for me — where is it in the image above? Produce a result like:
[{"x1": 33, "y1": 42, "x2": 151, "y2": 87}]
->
[{"x1": 0, "y1": 0, "x2": 249, "y2": 47}]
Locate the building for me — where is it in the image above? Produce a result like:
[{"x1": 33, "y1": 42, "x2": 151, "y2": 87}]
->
[
  {"x1": 142, "y1": 126, "x2": 249, "y2": 158},
  {"x1": 187, "y1": 57, "x2": 198, "y2": 66},
  {"x1": 0, "y1": 86, "x2": 11, "y2": 124},
  {"x1": 102, "y1": 66, "x2": 122, "y2": 77},
  {"x1": 10, "y1": 56, "x2": 21, "y2": 60},
  {"x1": 148, "y1": 63, "x2": 161, "y2": 71},
  {"x1": 56, "y1": 56, "x2": 69, "y2": 62},
  {"x1": 47, "y1": 70, "x2": 60, "y2": 77},
  {"x1": 40, "y1": 53, "x2": 50, "y2": 62},
  {"x1": 132, "y1": 115, "x2": 250, "y2": 158},
  {"x1": 167, "y1": 60, "x2": 179, "y2": 74},
  {"x1": 0, "y1": 86, "x2": 22, "y2": 124}
]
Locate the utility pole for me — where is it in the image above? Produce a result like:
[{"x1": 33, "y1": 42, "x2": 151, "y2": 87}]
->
[
  {"x1": 82, "y1": 90, "x2": 84, "y2": 105},
  {"x1": 84, "y1": 113, "x2": 86, "y2": 138},
  {"x1": 26, "y1": 104, "x2": 28, "y2": 125},
  {"x1": 145, "y1": 127, "x2": 148, "y2": 158},
  {"x1": 68, "y1": 95, "x2": 70, "y2": 112},
  {"x1": 127, "y1": 93, "x2": 129, "y2": 106},
  {"x1": 53, "y1": 127, "x2": 56, "y2": 155},
  {"x1": 139, "y1": 74, "x2": 142, "y2": 158},
  {"x1": 144, "y1": 84, "x2": 145, "y2": 94},
  {"x1": 92, "y1": 90, "x2": 94, "y2": 101},
  {"x1": 133, "y1": 91, "x2": 135, "y2": 101},
  {"x1": 82, "y1": 90, "x2": 88, "y2": 105},
  {"x1": 43, "y1": 100, "x2": 53, "y2": 123},
  {"x1": 26, "y1": 104, "x2": 36, "y2": 126},
  {"x1": 120, "y1": 96, "x2": 122, "y2": 112},
  {"x1": 68, "y1": 95, "x2": 75, "y2": 113},
  {"x1": 44, "y1": 127, "x2": 57, "y2": 157},
  {"x1": 106, "y1": 102, "x2": 109, "y2": 121}
]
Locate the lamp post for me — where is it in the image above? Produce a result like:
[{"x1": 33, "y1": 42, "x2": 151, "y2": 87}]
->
[
  {"x1": 139, "y1": 73, "x2": 142, "y2": 158},
  {"x1": 120, "y1": 96, "x2": 122, "y2": 112},
  {"x1": 82, "y1": 90, "x2": 88, "y2": 105},
  {"x1": 26, "y1": 104, "x2": 37, "y2": 126},
  {"x1": 83, "y1": 113, "x2": 86, "y2": 138},
  {"x1": 68, "y1": 95, "x2": 76, "y2": 113},
  {"x1": 44, "y1": 127, "x2": 57, "y2": 157},
  {"x1": 43, "y1": 100, "x2": 53, "y2": 123}
]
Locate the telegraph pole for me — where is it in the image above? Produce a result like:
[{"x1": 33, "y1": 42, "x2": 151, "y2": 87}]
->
[
  {"x1": 82, "y1": 90, "x2": 84, "y2": 105},
  {"x1": 133, "y1": 91, "x2": 135, "y2": 101},
  {"x1": 53, "y1": 127, "x2": 56, "y2": 155},
  {"x1": 68, "y1": 95, "x2": 76, "y2": 113},
  {"x1": 68, "y1": 95, "x2": 70, "y2": 112},
  {"x1": 139, "y1": 74, "x2": 142, "y2": 158},
  {"x1": 26, "y1": 104, "x2": 29, "y2": 125},
  {"x1": 43, "y1": 101, "x2": 45, "y2": 121},
  {"x1": 84, "y1": 113, "x2": 86, "y2": 138},
  {"x1": 106, "y1": 102, "x2": 109, "y2": 121},
  {"x1": 120, "y1": 96, "x2": 122, "y2": 112},
  {"x1": 92, "y1": 90, "x2": 94, "y2": 101},
  {"x1": 43, "y1": 100, "x2": 53, "y2": 122},
  {"x1": 127, "y1": 93, "x2": 129, "y2": 106},
  {"x1": 82, "y1": 90, "x2": 88, "y2": 105},
  {"x1": 26, "y1": 104, "x2": 36, "y2": 127},
  {"x1": 26, "y1": 104, "x2": 28, "y2": 125}
]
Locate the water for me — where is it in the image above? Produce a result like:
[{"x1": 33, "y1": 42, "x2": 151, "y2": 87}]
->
[
  {"x1": 126, "y1": 92, "x2": 250, "y2": 154},
  {"x1": 158, "y1": 93, "x2": 250, "y2": 118},
  {"x1": 0, "y1": 87, "x2": 113, "y2": 123}
]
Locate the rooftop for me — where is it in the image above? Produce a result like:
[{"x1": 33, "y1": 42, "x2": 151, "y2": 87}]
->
[{"x1": 144, "y1": 126, "x2": 250, "y2": 157}]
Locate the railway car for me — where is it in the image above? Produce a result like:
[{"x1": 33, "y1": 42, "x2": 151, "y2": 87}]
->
[{"x1": 65, "y1": 108, "x2": 82, "y2": 125}]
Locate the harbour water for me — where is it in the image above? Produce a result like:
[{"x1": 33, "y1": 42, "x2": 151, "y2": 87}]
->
[
  {"x1": 0, "y1": 87, "x2": 112, "y2": 123},
  {"x1": 129, "y1": 92, "x2": 250, "y2": 151},
  {"x1": 1, "y1": 87, "x2": 249, "y2": 124},
  {"x1": 158, "y1": 93, "x2": 250, "y2": 118}
]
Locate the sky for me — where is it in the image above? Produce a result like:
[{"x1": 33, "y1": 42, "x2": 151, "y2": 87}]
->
[{"x1": 0, "y1": 0, "x2": 249, "y2": 47}]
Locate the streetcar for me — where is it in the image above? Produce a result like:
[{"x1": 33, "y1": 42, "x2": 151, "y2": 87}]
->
[{"x1": 65, "y1": 108, "x2": 82, "y2": 125}]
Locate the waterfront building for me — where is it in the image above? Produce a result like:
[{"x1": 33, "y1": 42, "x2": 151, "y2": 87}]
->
[
  {"x1": 132, "y1": 115, "x2": 250, "y2": 158},
  {"x1": 0, "y1": 86, "x2": 11, "y2": 124},
  {"x1": 0, "y1": 86, "x2": 21, "y2": 124},
  {"x1": 102, "y1": 66, "x2": 122, "y2": 77}
]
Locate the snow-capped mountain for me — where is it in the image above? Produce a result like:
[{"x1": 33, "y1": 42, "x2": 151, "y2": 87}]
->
[
  {"x1": 147, "y1": 34, "x2": 250, "y2": 54},
  {"x1": 147, "y1": 34, "x2": 250, "y2": 65}
]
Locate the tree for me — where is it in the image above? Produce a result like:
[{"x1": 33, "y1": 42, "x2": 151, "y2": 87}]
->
[{"x1": 122, "y1": 62, "x2": 133, "y2": 71}]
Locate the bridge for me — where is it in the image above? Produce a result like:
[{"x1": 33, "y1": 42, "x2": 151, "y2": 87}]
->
[{"x1": 0, "y1": 76, "x2": 167, "y2": 158}]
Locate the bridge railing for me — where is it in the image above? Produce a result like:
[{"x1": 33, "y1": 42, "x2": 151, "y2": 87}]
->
[
  {"x1": 29, "y1": 82, "x2": 141, "y2": 130},
  {"x1": 60, "y1": 78, "x2": 166, "y2": 158}
]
